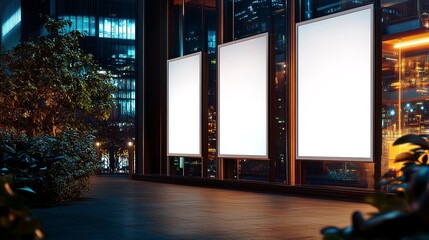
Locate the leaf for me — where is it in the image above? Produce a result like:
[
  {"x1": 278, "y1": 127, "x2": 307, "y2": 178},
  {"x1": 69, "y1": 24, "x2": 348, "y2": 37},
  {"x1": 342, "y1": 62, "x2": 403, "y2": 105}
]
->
[
  {"x1": 393, "y1": 134, "x2": 429, "y2": 149},
  {"x1": 16, "y1": 186, "x2": 36, "y2": 194},
  {"x1": 409, "y1": 147, "x2": 423, "y2": 152},
  {"x1": 365, "y1": 192, "x2": 410, "y2": 213},
  {"x1": 14, "y1": 177, "x2": 30, "y2": 183},
  {"x1": 423, "y1": 155, "x2": 428, "y2": 165},
  {"x1": 50, "y1": 155, "x2": 66, "y2": 162},
  {"x1": 394, "y1": 152, "x2": 414, "y2": 163},
  {"x1": 3, "y1": 144, "x2": 16, "y2": 154}
]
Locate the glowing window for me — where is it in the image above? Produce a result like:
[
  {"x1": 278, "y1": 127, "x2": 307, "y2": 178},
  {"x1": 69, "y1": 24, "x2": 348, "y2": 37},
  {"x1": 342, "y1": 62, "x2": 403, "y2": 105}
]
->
[
  {"x1": 112, "y1": 18, "x2": 119, "y2": 38},
  {"x1": 90, "y1": 17, "x2": 96, "y2": 36},
  {"x1": 99, "y1": 17, "x2": 104, "y2": 37},
  {"x1": 2, "y1": 7, "x2": 21, "y2": 38},
  {"x1": 104, "y1": 18, "x2": 111, "y2": 38}
]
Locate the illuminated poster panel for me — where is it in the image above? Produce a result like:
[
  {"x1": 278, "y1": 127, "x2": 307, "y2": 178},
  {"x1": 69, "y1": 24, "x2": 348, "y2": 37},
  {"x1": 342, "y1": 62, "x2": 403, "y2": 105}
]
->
[
  {"x1": 296, "y1": 5, "x2": 373, "y2": 161},
  {"x1": 218, "y1": 33, "x2": 269, "y2": 159},
  {"x1": 167, "y1": 52, "x2": 202, "y2": 157}
]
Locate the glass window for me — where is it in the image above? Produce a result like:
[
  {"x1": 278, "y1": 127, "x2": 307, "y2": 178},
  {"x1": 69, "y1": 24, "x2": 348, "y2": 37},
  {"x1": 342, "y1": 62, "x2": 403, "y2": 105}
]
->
[
  {"x1": 303, "y1": 0, "x2": 374, "y2": 20},
  {"x1": 234, "y1": 0, "x2": 271, "y2": 39},
  {"x1": 183, "y1": 1, "x2": 202, "y2": 54},
  {"x1": 70, "y1": 16, "x2": 76, "y2": 31},
  {"x1": 381, "y1": 0, "x2": 429, "y2": 178},
  {"x1": 2, "y1": 7, "x2": 21, "y2": 38},
  {"x1": 112, "y1": 18, "x2": 119, "y2": 38},
  {"x1": 119, "y1": 19, "x2": 126, "y2": 39},
  {"x1": 99, "y1": 17, "x2": 104, "y2": 37},
  {"x1": 90, "y1": 17, "x2": 96, "y2": 36},
  {"x1": 168, "y1": 1, "x2": 217, "y2": 178},
  {"x1": 233, "y1": 0, "x2": 287, "y2": 181},
  {"x1": 128, "y1": 19, "x2": 135, "y2": 40},
  {"x1": 83, "y1": 16, "x2": 89, "y2": 36},
  {"x1": 104, "y1": 17, "x2": 111, "y2": 38},
  {"x1": 76, "y1": 16, "x2": 83, "y2": 33},
  {"x1": 128, "y1": 46, "x2": 135, "y2": 59},
  {"x1": 61, "y1": 15, "x2": 70, "y2": 33}
]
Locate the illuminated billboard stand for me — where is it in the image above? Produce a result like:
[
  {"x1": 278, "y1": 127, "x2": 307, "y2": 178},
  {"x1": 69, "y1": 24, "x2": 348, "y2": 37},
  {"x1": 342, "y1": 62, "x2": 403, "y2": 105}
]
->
[
  {"x1": 167, "y1": 52, "x2": 208, "y2": 177},
  {"x1": 217, "y1": 33, "x2": 274, "y2": 179},
  {"x1": 296, "y1": 5, "x2": 374, "y2": 162}
]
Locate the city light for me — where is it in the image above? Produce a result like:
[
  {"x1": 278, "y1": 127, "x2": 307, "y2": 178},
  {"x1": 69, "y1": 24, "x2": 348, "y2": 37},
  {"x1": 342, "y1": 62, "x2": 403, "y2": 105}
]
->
[
  {"x1": 128, "y1": 141, "x2": 133, "y2": 147},
  {"x1": 95, "y1": 142, "x2": 101, "y2": 147},
  {"x1": 394, "y1": 37, "x2": 429, "y2": 49}
]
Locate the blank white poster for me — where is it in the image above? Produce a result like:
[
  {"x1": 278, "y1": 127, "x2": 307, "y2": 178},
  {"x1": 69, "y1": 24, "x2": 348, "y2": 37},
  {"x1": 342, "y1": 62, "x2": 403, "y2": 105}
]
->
[
  {"x1": 167, "y1": 52, "x2": 202, "y2": 157},
  {"x1": 297, "y1": 5, "x2": 373, "y2": 161},
  {"x1": 218, "y1": 33, "x2": 269, "y2": 159}
]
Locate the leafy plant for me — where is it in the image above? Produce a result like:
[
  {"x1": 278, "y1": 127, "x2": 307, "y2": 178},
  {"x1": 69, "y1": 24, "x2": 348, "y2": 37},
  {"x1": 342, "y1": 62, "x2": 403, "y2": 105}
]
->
[
  {"x1": 321, "y1": 134, "x2": 429, "y2": 239},
  {"x1": 0, "y1": 17, "x2": 114, "y2": 136},
  {"x1": 0, "y1": 130, "x2": 98, "y2": 205},
  {"x1": 0, "y1": 177, "x2": 44, "y2": 240},
  {"x1": 37, "y1": 129, "x2": 98, "y2": 204},
  {"x1": 0, "y1": 131, "x2": 65, "y2": 196}
]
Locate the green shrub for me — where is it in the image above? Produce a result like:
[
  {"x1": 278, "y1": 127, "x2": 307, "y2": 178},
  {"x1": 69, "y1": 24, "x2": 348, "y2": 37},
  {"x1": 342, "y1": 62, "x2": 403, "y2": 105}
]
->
[
  {"x1": 33, "y1": 130, "x2": 98, "y2": 205},
  {"x1": 0, "y1": 130, "x2": 99, "y2": 205}
]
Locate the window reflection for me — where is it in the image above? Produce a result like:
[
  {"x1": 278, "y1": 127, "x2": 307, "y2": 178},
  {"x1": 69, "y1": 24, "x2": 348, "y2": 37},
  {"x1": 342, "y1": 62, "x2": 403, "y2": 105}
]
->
[
  {"x1": 60, "y1": 15, "x2": 96, "y2": 36},
  {"x1": 2, "y1": 7, "x2": 21, "y2": 38},
  {"x1": 233, "y1": 0, "x2": 287, "y2": 181},
  {"x1": 303, "y1": 0, "x2": 373, "y2": 20},
  {"x1": 299, "y1": 0, "x2": 375, "y2": 188},
  {"x1": 381, "y1": 0, "x2": 429, "y2": 178},
  {"x1": 60, "y1": 15, "x2": 135, "y2": 40},
  {"x1": 172, "y1": 157, "x2": 202, "y2": 177}
]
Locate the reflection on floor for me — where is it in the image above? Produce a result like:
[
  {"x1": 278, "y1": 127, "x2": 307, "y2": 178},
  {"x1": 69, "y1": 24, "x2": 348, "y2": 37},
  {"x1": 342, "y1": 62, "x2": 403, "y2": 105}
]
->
[{"x1": 32, "y1": 175, "x2": 375, "y2": 240}]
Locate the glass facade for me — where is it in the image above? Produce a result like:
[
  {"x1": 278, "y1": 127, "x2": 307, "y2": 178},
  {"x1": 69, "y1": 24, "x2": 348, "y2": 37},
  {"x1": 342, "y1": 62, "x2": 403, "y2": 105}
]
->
[
  {"x1": 164, "y1": 0, "x2": 380, "y2": 187},
  {"x1": 158, "y1": 0, "x2": 429, "y2": 189},
  {"x1": 381, "y1": 0, "x2": 429, "y2": 178},
  {"x1": 233, "y1": 0, "x2": 287, "y2": 181},
  {"x1": 294, "y1": 0, "x2": 375, "y2": 188},
  {"x1": 169, "y1": 0, "x2": 217, "y2": 178}
]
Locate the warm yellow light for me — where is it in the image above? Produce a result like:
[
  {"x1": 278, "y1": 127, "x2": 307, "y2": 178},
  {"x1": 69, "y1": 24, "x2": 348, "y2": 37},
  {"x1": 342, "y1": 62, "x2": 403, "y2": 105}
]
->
[
  {"x1": 95, "y1": 142, "x2": 101, "y2": 147},
  {"x1": 128, "y1": 141, "x2": 133, "y2": 146},
  {"x1": 394, "y1": 37, "x2": 429, "y2": 49}
]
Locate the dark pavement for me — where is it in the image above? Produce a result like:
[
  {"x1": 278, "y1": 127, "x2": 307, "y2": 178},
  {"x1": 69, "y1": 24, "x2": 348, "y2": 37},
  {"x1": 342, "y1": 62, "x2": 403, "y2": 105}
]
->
[{"x1": 32, "y1": 175, "x2": 375, "y2": 240}]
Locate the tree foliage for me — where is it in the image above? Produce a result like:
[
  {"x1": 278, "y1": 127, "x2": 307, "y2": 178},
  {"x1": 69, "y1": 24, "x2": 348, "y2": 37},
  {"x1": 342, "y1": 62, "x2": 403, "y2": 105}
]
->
[{"x1": 0, "y1": 18, "x2": 115, "y2": 136}]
